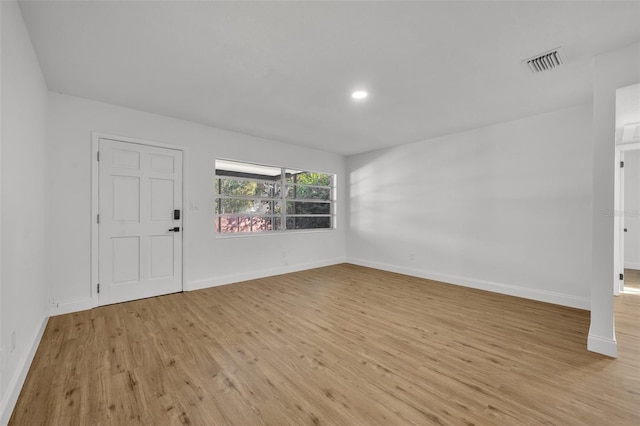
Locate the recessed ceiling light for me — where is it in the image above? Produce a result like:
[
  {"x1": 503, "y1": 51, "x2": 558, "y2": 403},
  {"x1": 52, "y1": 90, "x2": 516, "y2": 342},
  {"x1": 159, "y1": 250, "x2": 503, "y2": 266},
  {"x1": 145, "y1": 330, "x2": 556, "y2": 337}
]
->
[{"x1": 351, "y1": 90, "x2": 368, "y2": 100}]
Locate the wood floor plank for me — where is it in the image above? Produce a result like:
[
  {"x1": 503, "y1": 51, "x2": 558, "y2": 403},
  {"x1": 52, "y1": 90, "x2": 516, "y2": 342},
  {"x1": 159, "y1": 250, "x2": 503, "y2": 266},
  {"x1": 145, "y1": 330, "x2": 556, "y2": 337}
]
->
[{"x1": 9, "y1": 264, "x2": 640, "y2": 425}]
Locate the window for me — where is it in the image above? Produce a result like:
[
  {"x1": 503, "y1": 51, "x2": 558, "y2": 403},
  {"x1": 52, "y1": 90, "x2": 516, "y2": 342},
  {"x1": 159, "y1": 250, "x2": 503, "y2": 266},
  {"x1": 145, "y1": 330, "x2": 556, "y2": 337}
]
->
[{"x1": 215, "y1": 159, "x2": 335, "y2": 234}]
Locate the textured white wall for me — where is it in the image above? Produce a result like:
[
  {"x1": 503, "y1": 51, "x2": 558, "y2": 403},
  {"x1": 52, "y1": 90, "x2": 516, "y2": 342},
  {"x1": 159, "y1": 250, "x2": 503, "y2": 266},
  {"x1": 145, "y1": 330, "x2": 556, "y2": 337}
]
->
[
  {"x1": 46, "y1": 93, "x2": 346, "y2": 313},
  {"x1": 347, "y1": 105, "x2": 593, "y2": 309},
  {"x1": 624, "y1": 150, "x2": 640, "y2": 269},
  {"x1": 0, "y1": 1, "x2": 49, "y2": 421}
]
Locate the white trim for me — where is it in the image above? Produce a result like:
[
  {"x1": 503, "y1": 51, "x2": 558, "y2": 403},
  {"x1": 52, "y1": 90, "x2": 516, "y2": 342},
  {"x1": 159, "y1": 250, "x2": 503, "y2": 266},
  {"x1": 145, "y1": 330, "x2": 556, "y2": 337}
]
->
[
  {"x1": 44, "y1": 259, "x2": 347, "y2": 316},
  {"x1": 214, "y1": 228, "x2": 336, "y2": 240},
  {"x1": 90, "y1": 132, "x2": 187, "y2": 308},
  {"x1": 617, "y1": 141, "x2": 640, "y2": 151},
  {"x1": 624, "y1": 262, "x2": 640, "y2": 270},
  {"x1": 347, "y1": 258, "x2": 590, "y2": 310},
  {"x1": 93, "y1": 131, "x2": 188, "y2": 152},
  {"x1": 587, "y1": 329, "x2": 618, "y2": 358},
  {"x1": 181, "y1": 148, "x2": 189, "y2": 301},
  {"x1": 91, "y1": 136, "x2": 100, "y2": 310},
  {"x1": 186, "y1": 257, "x2": 346, "y2": 291},
  {"x1": 0, "y1": 315, "x2": 48, "y2": 425},
  {"x1": 49, "y1": 298, "x2": 94, "y2": 317},
  {"x1": 614, "y1": 148, "x2": 624, "y2": 296}
]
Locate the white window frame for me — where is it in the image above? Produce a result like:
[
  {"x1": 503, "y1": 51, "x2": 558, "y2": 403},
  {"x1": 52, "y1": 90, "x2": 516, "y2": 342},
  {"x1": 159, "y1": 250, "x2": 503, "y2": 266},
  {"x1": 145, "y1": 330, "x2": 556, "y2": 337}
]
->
[{"x1": 215, "y1": 159, "x2": 336, "y2": 236}]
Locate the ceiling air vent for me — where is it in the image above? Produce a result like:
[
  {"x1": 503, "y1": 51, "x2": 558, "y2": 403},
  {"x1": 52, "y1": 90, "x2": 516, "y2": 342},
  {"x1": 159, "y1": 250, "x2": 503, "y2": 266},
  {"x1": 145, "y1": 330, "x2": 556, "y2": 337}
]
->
[{"x1": 523, "y1": 47, "x2": 564, "y2": 73}]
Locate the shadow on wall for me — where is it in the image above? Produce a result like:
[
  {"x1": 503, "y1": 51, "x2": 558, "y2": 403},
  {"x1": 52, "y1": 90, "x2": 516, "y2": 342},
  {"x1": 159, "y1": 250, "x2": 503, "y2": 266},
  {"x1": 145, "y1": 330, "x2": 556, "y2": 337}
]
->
[{"x1": 347, "y1": 105, "x2": 592, "y2": 296}]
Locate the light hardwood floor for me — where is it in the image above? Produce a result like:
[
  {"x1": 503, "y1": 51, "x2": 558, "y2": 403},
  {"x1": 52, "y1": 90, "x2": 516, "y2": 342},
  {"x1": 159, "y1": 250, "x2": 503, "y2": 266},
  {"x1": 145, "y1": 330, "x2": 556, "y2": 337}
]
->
[
  {"x1": 625, "y1": 268, "x2": 640, "y2": 290},
  {"x1": 10, "y1": 264, "x2": 640, "y2": 425}
]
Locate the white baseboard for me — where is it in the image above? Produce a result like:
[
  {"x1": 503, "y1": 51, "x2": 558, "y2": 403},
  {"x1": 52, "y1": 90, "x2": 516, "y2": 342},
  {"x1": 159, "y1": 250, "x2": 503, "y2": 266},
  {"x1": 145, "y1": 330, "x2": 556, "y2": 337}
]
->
[
  {"x1": 0, "y1": 315, "x2": 49, "y2": 426},
  {"x1": 347, "y1": 258, "x2": 590, "y2": 310},
  {"x1": 187, "y1": 257, "x2": 346, "y2": 291},
  {"x1": 624, "y1": 262, "x2": 640, "y2": 270},
  {"x1": 46, "y1": 259, "x2": 347, "y2": 315},
  {"x1": 587, "y1": 330, "x2": 618, "y2": 358},
  {"x1": 49, "y1": 298, "x2": 95, "y2": 317}
]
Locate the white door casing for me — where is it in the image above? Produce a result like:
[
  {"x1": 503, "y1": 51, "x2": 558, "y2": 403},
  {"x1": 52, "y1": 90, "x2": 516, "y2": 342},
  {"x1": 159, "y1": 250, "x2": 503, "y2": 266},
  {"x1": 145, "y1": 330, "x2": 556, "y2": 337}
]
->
[
  {"x1": 98, "y1": 138, "x2": 183, "y2": 305},
  {"x1": 619, "y1": 151, "x2": 625, "y2": 295},
  {"x1": 614, "y1": 141, "x2": 640, "y2": 296}
]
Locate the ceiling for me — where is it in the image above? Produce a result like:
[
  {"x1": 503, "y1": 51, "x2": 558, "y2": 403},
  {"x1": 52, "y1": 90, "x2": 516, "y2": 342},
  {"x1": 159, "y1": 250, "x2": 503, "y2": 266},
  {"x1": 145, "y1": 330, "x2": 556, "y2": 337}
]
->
[{"x1": 18, "y1": 1, "x2": 640, "y2": 156}]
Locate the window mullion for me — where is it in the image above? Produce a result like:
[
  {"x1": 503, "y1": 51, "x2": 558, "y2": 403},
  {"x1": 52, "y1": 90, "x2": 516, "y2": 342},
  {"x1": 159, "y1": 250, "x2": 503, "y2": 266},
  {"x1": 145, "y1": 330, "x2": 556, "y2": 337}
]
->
[
  {"x1": 332, "y1": 174, "x2": 336, "y2": 228},
  {"x1": 280, "y1": 167, "x2": 286, "y2": 230}
]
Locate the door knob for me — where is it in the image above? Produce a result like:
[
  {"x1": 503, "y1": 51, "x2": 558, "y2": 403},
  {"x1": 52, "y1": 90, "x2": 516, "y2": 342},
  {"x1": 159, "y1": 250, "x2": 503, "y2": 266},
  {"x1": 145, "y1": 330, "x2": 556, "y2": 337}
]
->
[
  {"x1": 168, "y1": 227, "x2": 180, "y2": 232},
  {"x1": 624, "y1": 228, "x2": 628, "y2": 232}
]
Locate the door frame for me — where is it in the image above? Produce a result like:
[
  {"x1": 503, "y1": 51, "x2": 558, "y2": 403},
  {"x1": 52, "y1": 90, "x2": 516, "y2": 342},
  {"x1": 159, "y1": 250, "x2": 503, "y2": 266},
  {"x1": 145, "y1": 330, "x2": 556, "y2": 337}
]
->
[
  {"x1": 91, "y1": 132, "x2": 188, "y2": 308},
  {"x1": 614, "y1": 140, "x2": 640, "y2": 296}
]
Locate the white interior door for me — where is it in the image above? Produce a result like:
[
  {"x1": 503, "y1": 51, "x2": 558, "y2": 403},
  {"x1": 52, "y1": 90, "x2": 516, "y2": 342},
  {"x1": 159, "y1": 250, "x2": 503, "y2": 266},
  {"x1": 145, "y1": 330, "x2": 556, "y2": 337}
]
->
[{"x1": 98, "y1": 138, "x2": 183, "y2": 305}]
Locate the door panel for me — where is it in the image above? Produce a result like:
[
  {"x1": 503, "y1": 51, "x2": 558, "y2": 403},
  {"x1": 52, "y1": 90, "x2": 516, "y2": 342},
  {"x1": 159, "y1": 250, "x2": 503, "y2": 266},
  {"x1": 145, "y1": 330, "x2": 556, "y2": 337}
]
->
[
  {"x1": 112, "y1": 236, "x2": 140, "y2": 284},
  {"x1": 112, "y1": 176, "x2": 140, "y2": 221},
  {"x1": 150, "y1": 235, "x2": 174, "y2": 278},
  {"x1": 150, "y1": 153, "x2": 174, "y2": 172},
  {"x1": 150, "y1": 179, "x2": 174, "y2": 221},
  {"x1": 99, "y1": 138, "x2": 183, "y2": 305},
  {"x1": 112, "y1": 148, "x2": 140, "y2": 169}
]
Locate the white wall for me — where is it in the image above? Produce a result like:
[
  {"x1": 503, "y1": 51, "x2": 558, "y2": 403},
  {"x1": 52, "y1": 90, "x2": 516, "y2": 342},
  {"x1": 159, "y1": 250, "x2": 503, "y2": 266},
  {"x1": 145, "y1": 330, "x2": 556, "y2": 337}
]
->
[
  {"x1": 0, "y1": 1, "x2": 49, "y2": 422},
  {"x1": 0, "y1": 0, "x2": 3, "y2": 417},
  {"x1": 0, "y1": 0, "x2": 3, "y2": 419},
  {"x1": 590, "y1": 42, "x2": 640, "y2": 357},
  {"x1": 624, "y1": 150, "x2": 640, "y2": 270},
  {"x1": 347, "y1": 104, "x2": 593, "y2": 309},
  {"x1": 46, "y1": 93, "x2": 346, "y2": 314}
]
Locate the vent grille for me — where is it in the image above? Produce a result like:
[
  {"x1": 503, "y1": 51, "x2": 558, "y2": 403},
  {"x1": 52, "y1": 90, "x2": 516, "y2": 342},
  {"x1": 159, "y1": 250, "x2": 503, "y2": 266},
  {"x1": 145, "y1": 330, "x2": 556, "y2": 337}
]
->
[{"x1": 524, "y1": 48, "x2": 564, "y2": 73}]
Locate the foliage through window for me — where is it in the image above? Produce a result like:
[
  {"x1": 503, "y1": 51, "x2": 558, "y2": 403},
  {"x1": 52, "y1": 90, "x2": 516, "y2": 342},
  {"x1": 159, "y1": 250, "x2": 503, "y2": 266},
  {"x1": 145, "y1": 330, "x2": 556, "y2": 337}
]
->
[{"x1": 215, "y1": 159, "x2": 335, "y2": 234}]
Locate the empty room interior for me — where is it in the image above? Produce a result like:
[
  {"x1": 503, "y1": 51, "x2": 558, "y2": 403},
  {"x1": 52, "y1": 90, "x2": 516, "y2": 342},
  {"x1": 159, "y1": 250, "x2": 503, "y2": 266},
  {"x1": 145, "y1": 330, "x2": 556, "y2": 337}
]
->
[{"x1": 2, "y1": 1, "x2": 640, "y2": 425}]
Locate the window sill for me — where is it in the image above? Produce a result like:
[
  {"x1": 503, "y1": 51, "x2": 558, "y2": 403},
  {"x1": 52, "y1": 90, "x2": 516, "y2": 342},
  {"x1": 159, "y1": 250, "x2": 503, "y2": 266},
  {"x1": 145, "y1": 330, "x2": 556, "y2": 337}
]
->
[{"x1": 214, "y1": 228, "x2": 336, "y2": 239}]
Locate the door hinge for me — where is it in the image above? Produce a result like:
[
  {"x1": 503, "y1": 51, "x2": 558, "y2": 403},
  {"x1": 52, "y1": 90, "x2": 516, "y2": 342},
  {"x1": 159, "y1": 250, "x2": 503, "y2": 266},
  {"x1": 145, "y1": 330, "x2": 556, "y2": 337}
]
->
[
  {"x1": 97, "y1": 283, "x2": 100, "y2": 294},
  {"x1": 97, "y1": 214, "x2": 100, "y2": 224},
  {"x1": 620, "y1": 161, "x2": 624, "y2": 168},
  {"x1": 97, "y1": 151, "x2": 100, "y2": 162},
  {"x1": 620, "y1": 273, "x2": 624, "y2": 280}
]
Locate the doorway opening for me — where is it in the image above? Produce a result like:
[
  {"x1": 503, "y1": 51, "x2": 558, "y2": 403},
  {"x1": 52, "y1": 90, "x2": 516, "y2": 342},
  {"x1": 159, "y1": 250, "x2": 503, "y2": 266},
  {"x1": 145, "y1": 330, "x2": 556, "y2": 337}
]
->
[
  {"x1": 615, "y1": 142, "x2": 640, "y2": 295},
  {"x1": 613, "y1": 84, "x2": 640, "y2": 297}
]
